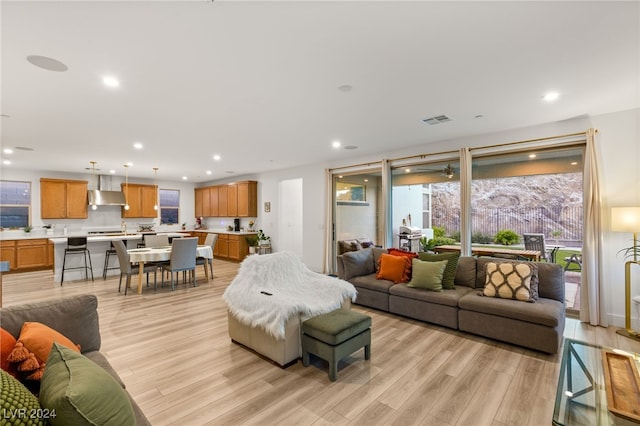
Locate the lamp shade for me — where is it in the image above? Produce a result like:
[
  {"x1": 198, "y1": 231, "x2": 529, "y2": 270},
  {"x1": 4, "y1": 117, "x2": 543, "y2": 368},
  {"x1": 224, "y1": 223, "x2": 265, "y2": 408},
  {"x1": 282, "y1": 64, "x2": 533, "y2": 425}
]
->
[{"x1": 611, "y1": 207, "x2": 640, "y2": 232}]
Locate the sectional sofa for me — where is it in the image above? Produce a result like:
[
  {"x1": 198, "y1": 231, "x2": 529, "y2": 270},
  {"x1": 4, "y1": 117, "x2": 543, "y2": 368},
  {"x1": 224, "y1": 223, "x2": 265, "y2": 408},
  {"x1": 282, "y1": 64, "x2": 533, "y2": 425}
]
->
[{"x1": 337, "y1": 247, "x2": 566, "y2": 354}]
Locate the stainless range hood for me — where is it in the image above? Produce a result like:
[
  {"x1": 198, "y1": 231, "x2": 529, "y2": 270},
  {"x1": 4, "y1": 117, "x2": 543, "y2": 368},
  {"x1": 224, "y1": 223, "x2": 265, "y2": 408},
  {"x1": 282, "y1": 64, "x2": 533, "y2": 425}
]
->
[{"x1": 88, "y1": 175, "x2": 126, "y2": 206}]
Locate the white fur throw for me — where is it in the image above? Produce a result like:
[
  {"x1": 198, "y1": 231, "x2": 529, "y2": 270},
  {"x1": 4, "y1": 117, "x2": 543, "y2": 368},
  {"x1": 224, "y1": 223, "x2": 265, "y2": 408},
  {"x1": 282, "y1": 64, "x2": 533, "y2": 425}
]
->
[{"x1": 223, "y1": 251, "x2": 357, "y2": 340}]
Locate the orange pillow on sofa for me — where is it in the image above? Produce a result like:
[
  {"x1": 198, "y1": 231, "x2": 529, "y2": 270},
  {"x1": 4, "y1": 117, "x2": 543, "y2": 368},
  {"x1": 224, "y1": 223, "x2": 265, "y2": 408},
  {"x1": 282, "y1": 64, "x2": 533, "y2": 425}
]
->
[
  {"x1": 376, "y1": 253, "x2": 411, "y2": 283},
  {"x1": 1, "y1": 328, "x2": 19, "y2": 377},
  {"x1": 387, "y1": 248, "x2": 418, "y2": 279},
  {"x1": 14, "y1": 322, "x2": 80, "y2": 363}
]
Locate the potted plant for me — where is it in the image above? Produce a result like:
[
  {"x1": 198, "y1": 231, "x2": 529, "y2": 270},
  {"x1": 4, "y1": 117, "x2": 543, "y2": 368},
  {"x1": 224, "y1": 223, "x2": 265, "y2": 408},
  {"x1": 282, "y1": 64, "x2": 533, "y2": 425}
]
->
[
  {"x1": 23, "y1": 225, "x2": 33, "y2": 234},
  {"x1": 257, "y1": 229, "x2": 271, "y2": 246},
  {"x1": 245, "y1": 235, "x2": 259, "y2": 254},
  {"x1": 248, "y1": 220, "x2": 255, "y2": 232}
]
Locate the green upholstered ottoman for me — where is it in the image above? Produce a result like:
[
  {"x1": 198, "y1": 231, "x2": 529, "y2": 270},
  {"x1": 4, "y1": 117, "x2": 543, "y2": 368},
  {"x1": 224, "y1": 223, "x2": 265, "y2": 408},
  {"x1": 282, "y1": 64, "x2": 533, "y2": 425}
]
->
[{"x1": 301, "y1": 309, "x2": 371, "y2": 381}]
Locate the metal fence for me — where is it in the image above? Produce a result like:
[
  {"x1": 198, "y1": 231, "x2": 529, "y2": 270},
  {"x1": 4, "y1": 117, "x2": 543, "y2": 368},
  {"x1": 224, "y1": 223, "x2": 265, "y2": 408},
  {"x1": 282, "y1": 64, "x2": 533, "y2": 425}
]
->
[{"x1": 433, "y1": 206, "x2": 583, "y2": 242}]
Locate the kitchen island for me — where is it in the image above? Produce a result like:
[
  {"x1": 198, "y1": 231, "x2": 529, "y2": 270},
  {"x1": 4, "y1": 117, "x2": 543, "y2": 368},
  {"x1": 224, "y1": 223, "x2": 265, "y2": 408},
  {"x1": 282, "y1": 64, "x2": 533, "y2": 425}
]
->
[{"x1": 48, "y1": 232, "x2": 189, "y2": 282}]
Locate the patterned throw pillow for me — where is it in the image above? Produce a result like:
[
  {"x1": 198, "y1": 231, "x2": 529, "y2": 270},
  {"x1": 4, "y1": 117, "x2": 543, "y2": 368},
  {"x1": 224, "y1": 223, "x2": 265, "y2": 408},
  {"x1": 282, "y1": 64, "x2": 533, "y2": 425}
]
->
[
  {"x1": 0, "y1": 369, "x2": 46, "y2": 426},
  {"x1": 483, "y1": 261, "x2": 538, "y2": 302}
]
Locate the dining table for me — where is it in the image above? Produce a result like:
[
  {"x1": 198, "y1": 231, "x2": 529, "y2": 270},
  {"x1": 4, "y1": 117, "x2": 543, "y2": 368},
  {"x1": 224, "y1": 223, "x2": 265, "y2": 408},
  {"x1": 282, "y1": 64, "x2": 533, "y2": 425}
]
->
[
  {"x1": 433, "y1": 244, "x2": 541, "y2": 261},
  {"x1": 127, "y1": 245, "x2": 214, "y2": 294}
]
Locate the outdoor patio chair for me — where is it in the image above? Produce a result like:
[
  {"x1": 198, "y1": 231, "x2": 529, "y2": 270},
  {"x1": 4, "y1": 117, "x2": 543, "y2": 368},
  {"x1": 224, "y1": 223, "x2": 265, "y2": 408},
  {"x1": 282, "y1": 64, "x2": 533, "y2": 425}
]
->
[{"x1": 523, "y1": 233, "x2": 551, "y2": 262}]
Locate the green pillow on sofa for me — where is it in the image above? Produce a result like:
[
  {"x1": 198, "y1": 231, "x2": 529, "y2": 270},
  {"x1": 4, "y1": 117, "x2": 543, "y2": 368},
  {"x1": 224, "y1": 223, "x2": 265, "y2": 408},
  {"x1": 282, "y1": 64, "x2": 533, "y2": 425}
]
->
[
  {"x1": 39, "y1": 343, "x2": 135, "y2": 426},
  {"x1": 407, "y1": 259, "x2": 448, "y2": 291},
  {"x1": 1, "y1": 369, "x2": 47, "y2": 426},
  {"x1": 418, "y1": 252, "x2": 460, "y2": 289}
]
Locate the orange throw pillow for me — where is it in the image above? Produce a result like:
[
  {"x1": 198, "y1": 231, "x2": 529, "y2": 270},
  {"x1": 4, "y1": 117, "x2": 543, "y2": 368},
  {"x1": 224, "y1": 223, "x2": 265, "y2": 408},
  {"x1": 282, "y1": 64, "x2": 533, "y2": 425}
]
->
[
  {"x1": 387, "y1": 248, "x2": 418, "y2": 279},
  {"x1": 377, "y1": 253, "x2": 411, "y2": 283},
  {"x1": 1, "y1": 328, "x2": 19, "y2": 378},
  {"x1": 7, "y1": 322, "x2": 81, "y2": 381}
]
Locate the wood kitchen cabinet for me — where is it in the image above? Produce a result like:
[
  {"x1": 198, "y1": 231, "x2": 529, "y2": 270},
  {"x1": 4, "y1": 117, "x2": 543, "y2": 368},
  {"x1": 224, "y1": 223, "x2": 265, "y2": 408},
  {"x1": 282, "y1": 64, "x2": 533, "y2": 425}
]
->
[
  {"x1": 1, "y1": 241, "x2": 16, "y2": 270},
  {"x1": 211, "y1": 233, "x2": 248, "y2": 261},
  {"x1": 237, "y1": 181, "x2": 257, "y2": 217},
  {"x1": 121, "y1": 183, "x2": 158, "y2": 218},
  {"x1": 41, "y1": 178, "x2": 88, "y2": 219},
  {"x1": 16, "y1": 239, "x2": 48, "y2": 269},
  {"x1": 194, "y1": 181, "x2": 257, "y2": 218},
  {"x1": 0, "y1": 239, "x2": 52, "y2": 271},
  {"x1": 215, "y1": 233, "x2": 229, "y2": 258}
]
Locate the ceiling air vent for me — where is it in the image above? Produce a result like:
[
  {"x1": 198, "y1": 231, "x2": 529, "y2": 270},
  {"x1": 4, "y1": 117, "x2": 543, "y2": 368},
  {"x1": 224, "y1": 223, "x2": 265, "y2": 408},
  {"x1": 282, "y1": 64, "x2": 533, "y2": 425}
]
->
[{"x1": 422, "y1": 114, "x2": 451, "y2": 125}]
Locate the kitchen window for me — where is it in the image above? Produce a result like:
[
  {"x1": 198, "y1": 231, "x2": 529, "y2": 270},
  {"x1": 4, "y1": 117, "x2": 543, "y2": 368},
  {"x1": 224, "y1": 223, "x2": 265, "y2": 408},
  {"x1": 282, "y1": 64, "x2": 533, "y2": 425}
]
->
[
  {"x1": 0, "y1": 180, "x2": 31, "y2": 228},
  {"x1": 159, "y1": 189, "x2": 180, "y2": 225}
]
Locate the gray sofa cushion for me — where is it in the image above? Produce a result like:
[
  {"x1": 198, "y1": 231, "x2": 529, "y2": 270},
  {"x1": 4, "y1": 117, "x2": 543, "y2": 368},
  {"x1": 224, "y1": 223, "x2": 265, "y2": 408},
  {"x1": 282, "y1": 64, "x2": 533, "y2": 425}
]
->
[
  {"x1": 341, "y1": 248, "x2": 375, "y2": 280},
  {"x1": 389, "y1": 284, "x2": 474, "y2": 307},
  {"x1": 454, "y1": 256, "x2": 477, "y2": 288},
  {"x1": 1, "y1": 295, "x2": 101, "y2": 353},
  {"x1": 458, "y1": 291, "x2": 564, "y2": 327},
  {"x1": 350, "y1": 274, "x2": 396, "y2": 293}
]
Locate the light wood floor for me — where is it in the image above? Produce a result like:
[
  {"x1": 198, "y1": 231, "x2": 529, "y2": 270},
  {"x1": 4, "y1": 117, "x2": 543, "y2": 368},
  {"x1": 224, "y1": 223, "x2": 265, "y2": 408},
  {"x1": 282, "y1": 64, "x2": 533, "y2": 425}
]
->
[{"x1": 3, "y1": 262, "x2": 640, "y2": 426}]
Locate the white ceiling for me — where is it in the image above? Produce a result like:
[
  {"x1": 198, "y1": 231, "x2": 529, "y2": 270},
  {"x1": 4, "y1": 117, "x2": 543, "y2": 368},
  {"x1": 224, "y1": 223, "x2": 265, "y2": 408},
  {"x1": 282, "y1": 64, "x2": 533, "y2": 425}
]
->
[{"x1": 1, "y1": 1, "x2": 638, "y2": 182}]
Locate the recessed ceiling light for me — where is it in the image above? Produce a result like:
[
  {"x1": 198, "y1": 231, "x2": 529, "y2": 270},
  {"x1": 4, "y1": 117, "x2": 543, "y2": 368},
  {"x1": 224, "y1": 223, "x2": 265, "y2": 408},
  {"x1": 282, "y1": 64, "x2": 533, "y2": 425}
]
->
[
  {"x1": 338, "y1": 85, "x2": 352, "y2": 93},
  {"x1": 405, "y1": 168, "x2": 411, "y2": 173},
  {"x1": 571, "y1": 161, "x2": 578, "y2": 166},
  {"x1": 109, "y1": 169, "x2": 116, "y2": 174},
  {"x1": 206, "y1": 170, "x2": 212, "y2": 175},
  {"x1": 133, "y1": 142, "x2": 143, "y2": 149},
  {"x1": 126, "y1": 162, "x2": 133, "y2": 167},
  {"x1": 338, "y1": 175, "x2": 343, "y2": 178},
  {"x1": 182, "y1": 176, "x2": 188, "y2": 180},
  {"x1": 542, "y1": 92, "x2": 559, "y2": 102},
  {"x1": 3, "y1": 160, "x2": 11, "y2": 165},
  {"x1": 103, "y1": 76, "x2": 120, "y2": 88},
  {"x1": 474, "y1": 114, "x2": 484, "y2": 119},
  {"x1": 3, "y1": 148, "x2": 13, "y2": 154},
  {"x1": 332, "y1": 140, "x2": 341, "y2": 149},
  {"x1": 529, "y1": 154, "x2": 537, "y2": 159},
  {"x1": 26, "y1": 55, "x2": 68, "y2": 72},
  {"x1": 364, "y1": 179, "x2": 369, "y2": 182},
  {"x1": 213, "y1": 154, "x2": 221, "y2": 161}
]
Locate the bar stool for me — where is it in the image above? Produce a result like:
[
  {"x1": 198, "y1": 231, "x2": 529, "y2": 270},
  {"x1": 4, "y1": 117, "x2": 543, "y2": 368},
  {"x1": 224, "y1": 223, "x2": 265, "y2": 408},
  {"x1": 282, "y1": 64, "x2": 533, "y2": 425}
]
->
[
  {"x1": 61, "y1": 237, "x2": 94, "y2": 284},
  {"x1": 103, "y1": 240, "x2": 126, "y2": 279}
]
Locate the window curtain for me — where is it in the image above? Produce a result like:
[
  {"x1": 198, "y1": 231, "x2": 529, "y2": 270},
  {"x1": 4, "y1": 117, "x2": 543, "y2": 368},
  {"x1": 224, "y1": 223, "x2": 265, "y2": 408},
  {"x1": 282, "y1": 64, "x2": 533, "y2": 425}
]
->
[
  {"x1": 581, "y1": 128, "x2": 607, "y2": 325},
  {"x1": 381, "y1": 159, "x2": 392, "y2": 248},
  {"x1": 323, "y1": 168, "x2": 334, "y2": 274},
  {"x1": 459, "y1": 148, "x2": 472, "y2": 256}
]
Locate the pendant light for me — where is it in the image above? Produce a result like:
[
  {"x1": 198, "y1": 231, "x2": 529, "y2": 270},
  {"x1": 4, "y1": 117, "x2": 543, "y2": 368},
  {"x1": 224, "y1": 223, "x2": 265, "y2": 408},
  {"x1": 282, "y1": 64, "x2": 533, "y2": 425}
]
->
[
  {"x1": 123, "y1": 164, "x2": 130, "y2": 210},
  {"x1": 153, "y1": 167, "x2": 159, "y2": 210},
  {"x1": 90, "y1": 161, "x2": 98, "y2": 210}
]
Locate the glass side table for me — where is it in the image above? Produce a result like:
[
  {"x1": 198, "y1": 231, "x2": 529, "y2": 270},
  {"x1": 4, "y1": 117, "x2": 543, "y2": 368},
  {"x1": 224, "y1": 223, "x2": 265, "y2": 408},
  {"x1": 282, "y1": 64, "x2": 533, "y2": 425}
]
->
[{"x1": 553, "y1": 338, "x2": 640, "y2": 425}]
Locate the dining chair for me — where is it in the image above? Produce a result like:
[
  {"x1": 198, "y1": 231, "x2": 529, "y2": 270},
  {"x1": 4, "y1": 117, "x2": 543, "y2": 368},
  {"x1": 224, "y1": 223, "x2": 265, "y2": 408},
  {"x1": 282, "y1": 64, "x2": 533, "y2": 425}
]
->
[
  {"x1": 196, "y1": 233, "x2": 217, "y2": 279},
  {"x1": 523, "y1": 233, "x2": 550, "y2": 262},
  {"x1": 144, "y1": 234, "x2": 169, "y2": 248},
  {"x1": 112, "y1": 240, "x2": 158, "y2": 295},
  {"x1": 161, "y1": 237, "x2": 198, "y2": 291}
]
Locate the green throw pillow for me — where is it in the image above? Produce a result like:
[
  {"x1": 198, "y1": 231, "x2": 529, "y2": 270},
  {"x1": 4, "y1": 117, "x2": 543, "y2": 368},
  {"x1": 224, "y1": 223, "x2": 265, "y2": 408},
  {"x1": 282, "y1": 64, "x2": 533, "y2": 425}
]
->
[
  {"x1": 1, "y1": 369, "x2": 47, "y2": 426},
  {"x1": 418, "y1": 252, "x2": 460, "y2": 289},
  {"x1": 407, "y1": 259, "x2": 448, "y2": 291},
  {"x1": 39, "y1": 343, "x2": 136, "y2": 426}
]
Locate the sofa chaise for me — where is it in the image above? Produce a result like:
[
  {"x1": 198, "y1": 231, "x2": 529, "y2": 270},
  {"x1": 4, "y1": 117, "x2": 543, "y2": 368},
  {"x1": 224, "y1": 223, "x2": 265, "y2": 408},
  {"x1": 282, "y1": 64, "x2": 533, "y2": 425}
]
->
[{"x1": 337, "y1": 247, "x2": 565, "y2": 354}]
